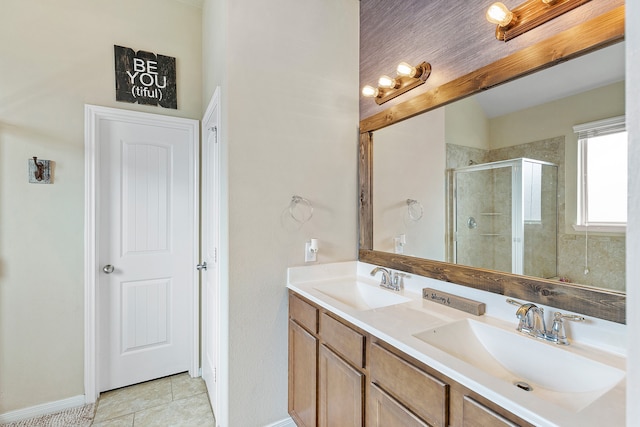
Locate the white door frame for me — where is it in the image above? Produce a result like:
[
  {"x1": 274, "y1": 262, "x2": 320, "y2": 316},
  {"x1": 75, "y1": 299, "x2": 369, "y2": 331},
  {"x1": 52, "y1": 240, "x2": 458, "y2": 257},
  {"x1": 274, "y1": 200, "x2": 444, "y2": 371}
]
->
[
  {"x1": 83, "y1": 105, "x2": 200, "y2": 403},
  {"x1": 202, "y1": 87, "x2": 229, "y2": 427}
]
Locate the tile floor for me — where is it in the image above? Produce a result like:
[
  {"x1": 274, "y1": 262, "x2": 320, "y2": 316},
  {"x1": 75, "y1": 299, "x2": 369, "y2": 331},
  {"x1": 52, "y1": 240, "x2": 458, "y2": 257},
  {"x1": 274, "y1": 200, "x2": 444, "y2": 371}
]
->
[{"x1": 92, "y1": 373, "x2": 215, "y2": 426}]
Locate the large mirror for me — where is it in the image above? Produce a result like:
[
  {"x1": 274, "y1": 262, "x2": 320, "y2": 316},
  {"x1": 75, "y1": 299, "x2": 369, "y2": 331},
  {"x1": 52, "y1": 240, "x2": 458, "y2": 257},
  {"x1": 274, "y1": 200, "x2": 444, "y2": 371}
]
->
[
  {"x1": 359, "y1": 8, "x2": 626, "y2": 324},
  {"x1": 372, "y1": 42, "x2": 625, "y2": 292}
]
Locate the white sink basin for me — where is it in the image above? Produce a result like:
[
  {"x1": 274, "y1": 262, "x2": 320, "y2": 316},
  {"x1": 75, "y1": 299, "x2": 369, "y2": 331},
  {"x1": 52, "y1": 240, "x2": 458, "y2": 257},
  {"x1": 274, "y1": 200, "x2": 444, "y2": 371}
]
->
[
  {"x1": 413, "y1": 319, "x2": 625, "y2": 412},
  {"x1": 313, "y1": 281, "x2": 411, "y2": 311}
]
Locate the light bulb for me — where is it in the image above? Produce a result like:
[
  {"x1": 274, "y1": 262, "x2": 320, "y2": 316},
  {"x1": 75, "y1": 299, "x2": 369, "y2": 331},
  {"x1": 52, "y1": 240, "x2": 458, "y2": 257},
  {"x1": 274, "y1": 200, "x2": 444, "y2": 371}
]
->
[
  {"x1": 486, "y1": 2, "x2": 514, "y2": 27},
  {"x1": 378, "y1": 75, "x2": 397, "y2": 89},
  {"x1": 396, "y1": 62, "x2": 417, "y2": 77},
  {"x1": 361, "y1": 85, "x2": 379, "y2": 97}
]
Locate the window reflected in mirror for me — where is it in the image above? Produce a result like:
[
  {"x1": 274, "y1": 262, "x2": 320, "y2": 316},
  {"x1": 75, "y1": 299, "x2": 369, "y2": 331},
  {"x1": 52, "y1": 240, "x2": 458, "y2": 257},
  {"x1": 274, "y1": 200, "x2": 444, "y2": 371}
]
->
[{"x1": 575, "y1": 116, "x2": 627, "y2": 229}]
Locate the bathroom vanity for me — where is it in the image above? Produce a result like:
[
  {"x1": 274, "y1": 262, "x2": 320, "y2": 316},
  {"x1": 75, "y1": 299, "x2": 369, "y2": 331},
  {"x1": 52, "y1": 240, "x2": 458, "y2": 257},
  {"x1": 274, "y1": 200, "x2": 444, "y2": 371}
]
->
[{"x1": 287, "y1": 262, "x2": 626, "y2": 427}]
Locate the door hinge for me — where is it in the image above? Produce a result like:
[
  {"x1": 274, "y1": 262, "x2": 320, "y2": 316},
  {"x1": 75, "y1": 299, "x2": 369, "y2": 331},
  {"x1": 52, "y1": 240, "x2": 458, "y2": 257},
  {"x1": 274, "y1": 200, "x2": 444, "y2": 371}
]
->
[
  {"x1": 196, "y1": 262, "x2": 208, "y2": 271},
  {"x1": 214, "y1": 248, "x2": 218, "y2": 263}
]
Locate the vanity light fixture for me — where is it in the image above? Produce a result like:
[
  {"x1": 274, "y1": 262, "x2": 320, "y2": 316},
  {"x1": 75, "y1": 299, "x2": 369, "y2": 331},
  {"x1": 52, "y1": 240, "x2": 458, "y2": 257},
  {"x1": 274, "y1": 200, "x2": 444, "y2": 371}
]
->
[
  {"x1": 487, "y1": 0, "x2": 591, "y2": 42},
  {"x1": 361, "y1": 61, "x2": 432, "y2": 105}
]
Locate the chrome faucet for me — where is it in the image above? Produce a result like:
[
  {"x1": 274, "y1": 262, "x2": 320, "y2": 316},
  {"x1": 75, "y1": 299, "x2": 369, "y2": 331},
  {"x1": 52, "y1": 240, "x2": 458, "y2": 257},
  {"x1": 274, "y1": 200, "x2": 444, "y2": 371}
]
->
[
  {"x1": 507, "y1": 299, "x2": 585, "y2": 345},
  {"x1": 514, "y1": 303, "x2": 547, "y2": 339},
  {"x1": 370, "y1": 267, "x2": 400, "y2": 291}
]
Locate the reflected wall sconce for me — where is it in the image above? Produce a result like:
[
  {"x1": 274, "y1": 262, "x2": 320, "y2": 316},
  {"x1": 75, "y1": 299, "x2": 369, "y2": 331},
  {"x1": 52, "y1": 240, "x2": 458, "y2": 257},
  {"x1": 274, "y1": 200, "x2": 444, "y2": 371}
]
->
[
  {"x1": 486, "y1": 0, "x2": 591, "y2": 42},
  {"x1": 362, "y1": 61, "x2": 431, "y2": 105}
]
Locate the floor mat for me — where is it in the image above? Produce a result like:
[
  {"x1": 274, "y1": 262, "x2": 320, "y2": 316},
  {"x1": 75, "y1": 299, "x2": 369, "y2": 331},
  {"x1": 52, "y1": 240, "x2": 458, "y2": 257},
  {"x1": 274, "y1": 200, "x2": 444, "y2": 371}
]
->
[{"x1": 0, "y1": 404, "x2": 95, "y2": 427}]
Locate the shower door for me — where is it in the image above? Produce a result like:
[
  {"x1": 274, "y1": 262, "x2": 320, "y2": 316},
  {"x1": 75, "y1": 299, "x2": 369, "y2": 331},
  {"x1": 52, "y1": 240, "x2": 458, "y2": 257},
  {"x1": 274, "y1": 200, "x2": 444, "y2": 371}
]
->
[
  {"x1": 452, "y1": 158, "x2": 558, "y2": 278},
  {"x1": 453, "y1": 163, "x2": 515, "y2": 273}
]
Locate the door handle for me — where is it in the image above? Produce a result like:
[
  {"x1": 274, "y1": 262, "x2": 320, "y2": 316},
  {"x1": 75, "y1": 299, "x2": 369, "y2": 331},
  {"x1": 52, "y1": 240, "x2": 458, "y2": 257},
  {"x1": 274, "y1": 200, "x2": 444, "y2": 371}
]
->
[
  {"x1": 103, "y1": 264, "x2": 115, "y2": 274},
  {"x1": 196, "y1": 262, "x2": 207, "y2": 271}
]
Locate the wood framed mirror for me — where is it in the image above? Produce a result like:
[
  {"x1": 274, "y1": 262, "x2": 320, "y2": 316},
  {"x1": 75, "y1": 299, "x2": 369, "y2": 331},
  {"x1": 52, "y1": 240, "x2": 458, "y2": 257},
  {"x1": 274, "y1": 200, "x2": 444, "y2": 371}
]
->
[{"x1": 358, "y1": 6, "x2": 626, "y2": 323}]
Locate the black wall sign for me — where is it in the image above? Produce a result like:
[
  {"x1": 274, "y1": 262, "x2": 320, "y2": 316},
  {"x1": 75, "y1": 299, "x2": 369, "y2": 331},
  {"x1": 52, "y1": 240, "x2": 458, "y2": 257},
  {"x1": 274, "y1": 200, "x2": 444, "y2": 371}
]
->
[{"x1": 114, "y1": 45, "x2": 177, "y2": 109}]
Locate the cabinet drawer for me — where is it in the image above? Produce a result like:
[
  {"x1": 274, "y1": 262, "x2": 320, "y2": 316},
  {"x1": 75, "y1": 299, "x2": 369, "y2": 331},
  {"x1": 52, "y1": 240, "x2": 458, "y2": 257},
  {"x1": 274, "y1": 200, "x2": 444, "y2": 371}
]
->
[
  {"x1": 370, "y1": 343, "x2": 448, "y2": 427},
  {"x1": 367, "y1": 383, "x2": 430, "y2": 427},
  {"x1": 462, "y1": 396, "x2": 519, "y2": 427},
  {"x1": 319, "y1": 312, "x2": 365, "y2": 368},
  {"x1": 289, "y1": 292, "x2": 318, "y2": 333}
]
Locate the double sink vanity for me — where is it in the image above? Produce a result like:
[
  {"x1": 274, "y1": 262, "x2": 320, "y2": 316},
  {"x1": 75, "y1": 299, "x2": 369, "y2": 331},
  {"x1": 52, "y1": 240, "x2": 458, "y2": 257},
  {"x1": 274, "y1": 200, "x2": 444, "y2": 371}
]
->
[
  {"x1": 287, "y1": 6, "x2": 627, "y2": 427},
  {"x1": 287, "y1": 262, "x2": 626, "y2": 427}
]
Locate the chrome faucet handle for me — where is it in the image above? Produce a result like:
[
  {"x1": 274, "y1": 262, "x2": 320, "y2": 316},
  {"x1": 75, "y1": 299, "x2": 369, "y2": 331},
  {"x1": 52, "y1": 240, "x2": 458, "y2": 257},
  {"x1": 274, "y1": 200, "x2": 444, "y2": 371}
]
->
[
  {"x1": 506, "y1": 298, "x2": 524, "y2": 306},
  {"x1": 555, "y1": 312, "x2": 586, "y2": 322},
  {"x1": 550, "y1": 312, "x2": 585, "y2": 345},
  {"x1": 506, "y1": 299, "x2": 527, "y2": 330},
  {"x1": 391, "y1": 271, "x2": 401, "y2": 284},
  {"x1": 390, "y1": 271, "x2": 405, "y2": 290}
]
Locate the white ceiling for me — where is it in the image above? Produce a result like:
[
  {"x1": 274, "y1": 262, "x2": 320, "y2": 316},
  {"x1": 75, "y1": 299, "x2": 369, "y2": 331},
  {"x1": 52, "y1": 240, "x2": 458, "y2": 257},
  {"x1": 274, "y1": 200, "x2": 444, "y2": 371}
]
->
[{"x1": 475, "y1": 42, "x2": 625, "y2": 118}]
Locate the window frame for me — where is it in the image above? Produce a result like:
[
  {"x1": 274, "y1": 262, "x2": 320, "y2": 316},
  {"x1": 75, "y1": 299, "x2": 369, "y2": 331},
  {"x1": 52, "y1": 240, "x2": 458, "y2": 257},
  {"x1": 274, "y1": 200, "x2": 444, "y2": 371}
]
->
[{"x1": 573, "y1": 115, "x2": 626, "y2": 233}]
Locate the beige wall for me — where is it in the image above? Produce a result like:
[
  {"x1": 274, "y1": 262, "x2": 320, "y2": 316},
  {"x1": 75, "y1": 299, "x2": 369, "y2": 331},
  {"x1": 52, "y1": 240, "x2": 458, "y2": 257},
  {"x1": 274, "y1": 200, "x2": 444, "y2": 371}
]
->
[
  {"x1": 0, "y1": 0, "x2": 202, "y2": 413},
  {"x1": 445, "y1": 96, "x2": 490, "y2": 150},
  {"x1": 202, "y1": 0, "x2": 360, "y2": 425},
  {"x1": 373, "y1": 108, "x2": 446, "y2": 260}
]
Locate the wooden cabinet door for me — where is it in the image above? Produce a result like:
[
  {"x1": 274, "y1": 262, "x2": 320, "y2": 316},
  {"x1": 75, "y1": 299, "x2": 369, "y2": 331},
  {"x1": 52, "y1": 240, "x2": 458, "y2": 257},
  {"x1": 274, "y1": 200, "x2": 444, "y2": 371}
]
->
[
  {"x1": 367, "y1": 384, "x2": 430, "y2": 427},
  {"x1": 318, "y1": 344, "x2": 364, "y2": 427},
  {"x1": 289, "y1": 319, "x2": 318, "y2": 427}
]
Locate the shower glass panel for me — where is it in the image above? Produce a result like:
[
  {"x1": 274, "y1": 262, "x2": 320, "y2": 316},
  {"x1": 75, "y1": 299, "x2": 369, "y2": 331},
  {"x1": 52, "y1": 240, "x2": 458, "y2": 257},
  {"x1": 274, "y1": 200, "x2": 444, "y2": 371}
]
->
[{"x1": 452, "y1": 158, "x2": 558, "y2": 278}]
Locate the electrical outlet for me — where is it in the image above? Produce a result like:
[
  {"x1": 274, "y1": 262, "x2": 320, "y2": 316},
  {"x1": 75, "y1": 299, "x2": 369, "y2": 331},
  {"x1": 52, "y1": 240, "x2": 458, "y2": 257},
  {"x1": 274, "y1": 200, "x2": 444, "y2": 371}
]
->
[
  {"x1": 394, "y1": 237, "x2": 404, "y2": 254},
  {"x1": 305, "y1": 242, "x2": 317, "y2": 262}
]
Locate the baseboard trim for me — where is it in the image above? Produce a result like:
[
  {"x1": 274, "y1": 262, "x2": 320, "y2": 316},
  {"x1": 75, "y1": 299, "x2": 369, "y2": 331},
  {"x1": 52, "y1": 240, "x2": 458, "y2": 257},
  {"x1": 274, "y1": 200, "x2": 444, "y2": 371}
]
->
[
  {"x1": 264, "y1": 416, "x2": 295, "y2": 427},
  {"x1": 0, "y1": 395, "x2": 86, "y2": 423}
]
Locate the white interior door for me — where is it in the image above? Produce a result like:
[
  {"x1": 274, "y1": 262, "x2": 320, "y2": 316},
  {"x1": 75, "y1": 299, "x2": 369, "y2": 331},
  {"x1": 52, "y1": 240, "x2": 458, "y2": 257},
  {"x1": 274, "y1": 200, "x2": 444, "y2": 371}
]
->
[
  {"x1": 94, "y1": 107, "x2": 199, "y2": 392},
  {"x1": 201, "y1": 88, "x2": 222, "y2": 421}
]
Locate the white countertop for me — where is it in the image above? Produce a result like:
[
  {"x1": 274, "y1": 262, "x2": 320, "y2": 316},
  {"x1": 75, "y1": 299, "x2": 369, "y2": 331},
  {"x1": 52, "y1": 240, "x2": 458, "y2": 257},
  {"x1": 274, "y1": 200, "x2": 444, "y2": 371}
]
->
[{"x1": 287, "y1": 261, "x2": 627, "y2": 427}]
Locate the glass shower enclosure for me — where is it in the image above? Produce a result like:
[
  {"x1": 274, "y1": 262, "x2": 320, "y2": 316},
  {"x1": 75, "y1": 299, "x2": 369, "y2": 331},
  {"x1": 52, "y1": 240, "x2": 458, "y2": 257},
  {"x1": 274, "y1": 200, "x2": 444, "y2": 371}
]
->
[{"x1": 451, "y1": 158, "x2": 558, "y2": 278}]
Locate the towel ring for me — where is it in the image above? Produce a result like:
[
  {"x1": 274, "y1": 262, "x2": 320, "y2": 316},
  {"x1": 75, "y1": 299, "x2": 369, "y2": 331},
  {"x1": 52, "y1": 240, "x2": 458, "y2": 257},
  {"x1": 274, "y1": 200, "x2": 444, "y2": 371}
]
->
[
  {"x1": 289, "y1": 195, "x2": 314, "y2": 224},
  {"x1": 406, "y1": 199, "x2": 424, "y2": 221}
]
